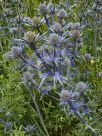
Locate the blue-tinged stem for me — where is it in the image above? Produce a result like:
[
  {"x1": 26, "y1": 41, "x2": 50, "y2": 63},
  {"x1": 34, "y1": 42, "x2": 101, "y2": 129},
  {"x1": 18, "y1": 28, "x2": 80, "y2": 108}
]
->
[
  {"x1": 29, "y1": 42, "x2": 54, "y2": 76},
  {"x1": 20, "y1": 54, "x2": 41, "y2": 71},
  {"x1": 26, "y1": 85, "x2": 49, "y2": 136},
  {"x1": 44, "y1": 15, "x2": 50, "y2": 28},
  {"x1": 51, "y1": 13, "x2": 54, "y2": 25}
]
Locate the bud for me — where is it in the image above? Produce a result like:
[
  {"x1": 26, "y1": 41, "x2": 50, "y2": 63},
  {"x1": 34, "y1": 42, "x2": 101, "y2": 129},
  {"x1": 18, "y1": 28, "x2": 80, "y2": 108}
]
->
[
  {"x1": 74, "y1": 23, "x2": 80, "y2": 30},
  {"x1": 23, "y1": 72, "x2": 35, "y2": 84},
  {"x1": 39, "y1": 3, "x2": 47, "y2": 15},
  {"x1": 60, "y1": 90, "x2": 70, "y2": 104},
  {"x1": 32, "y1": 16, "x2": 40, "y2": 27},
  {"x1": 53, "y1": 23, "x2": 62, "y2": 33},
  {"x1": 49, "y1": 33, "x2": 58, "y2": 45},
  {"x1": 4, "y1": 47, "x2": 22, "y2": 59},
  {"x1": 84, "y1": 53, "x2": 92, "y2": 61},
  {"x1": 76, "y1": 82, "x2": 88, "y2": 92},
  {"x1": 57, "y1": 9, "x2": 67, "y2": 18},
  {"x1": 11, "y1": 47, "x2": 22, "y2": 56},
  {"x1": 24, "y1": 31, "x2": 36, "y2": 42},
  {"x1": 71, "y1": 30, "x2": 80, "y2": 39},
  {"x1": 4, "y1": 51, "x2": 14, "y2": 60},
  {"x1": 95, "y1": 0, "x2": 102, "y2": 5}
]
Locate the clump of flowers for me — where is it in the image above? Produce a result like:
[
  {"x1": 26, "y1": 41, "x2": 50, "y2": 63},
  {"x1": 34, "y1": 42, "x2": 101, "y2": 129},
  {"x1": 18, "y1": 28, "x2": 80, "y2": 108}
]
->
[{"x1": 2, "y1": 1, "x2": 99, "y2": 136}]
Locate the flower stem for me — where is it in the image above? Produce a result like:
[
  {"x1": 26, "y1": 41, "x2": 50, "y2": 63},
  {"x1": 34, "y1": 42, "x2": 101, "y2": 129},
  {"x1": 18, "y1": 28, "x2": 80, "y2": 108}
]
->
[{"x1": 26, "y1": 85, "x2": 49, "y2": 136}]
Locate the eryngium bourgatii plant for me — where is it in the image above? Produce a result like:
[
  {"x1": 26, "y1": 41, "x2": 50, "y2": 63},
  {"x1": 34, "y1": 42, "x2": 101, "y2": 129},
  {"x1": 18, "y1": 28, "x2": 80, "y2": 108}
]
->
[{"x1": 3, "y1": 1, "x2": 97, "y2": 136}]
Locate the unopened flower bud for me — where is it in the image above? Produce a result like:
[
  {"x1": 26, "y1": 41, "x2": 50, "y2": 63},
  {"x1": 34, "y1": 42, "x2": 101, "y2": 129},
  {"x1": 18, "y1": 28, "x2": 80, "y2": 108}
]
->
[
  {"x1": 32, "y1": 16, "x2": 40, "y2": 27},
  {"x1": 71, "y1": 30, "x2": 80, "y2": 39},
  {"x1": 76, "y1": 82, "x2": 88, "y2": 92},
  {"x1": 23, "y1": 71, "x2": 35, "y2": 84},
  {"x1": 39, "y1": 3, "x2": 47, "y2": 15},
  {"x1": 74, "y1": 23, "x2": 80, "y2": 30},
  {"x1": 50, "y1": 33, "x2": 58, "y2": 45},
  {"x1": 57, "y1": 9, "x2": 67, "y2": 18},
  {"x1": 11, "y1": 47, "x2": 22, "y2": 56},
  {"x1": 60, "y1": 90, "x2": 70, "y2": 104},
  {"x1": 24, "y1": 31, "x2": 36, "y2": 42},
  {"x1": 53, "y1": 23, "x2": 62, "y2": 33},
  {"x1": 84, "y1": 53, "x2": 92, "y2": 61}
]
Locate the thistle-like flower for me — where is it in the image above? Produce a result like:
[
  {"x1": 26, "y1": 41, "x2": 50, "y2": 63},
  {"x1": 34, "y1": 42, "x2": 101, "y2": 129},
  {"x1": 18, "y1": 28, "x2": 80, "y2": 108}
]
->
[
  {"x1": 76, "y1": 82, "x2": 88, "y2": 92},
  {"x1": 67, "y1": 23, "x2": 74, "y2": 30},
  {"x1": 4, "y1": 51, "x2": 15, "y2": 60},
  {"x1": 53, "y1": 23, "x2": 62, "y2": 33},
  {"x1": 32, "y1": 16, "x2": 40, "y2": 27},
  {"x1": 74, "y1": 23, "x2": 80, "y2": 30},
  {"x1": 60, "y1": 89, "x2": 70, "y2": 105},
  {"x1": 4, "y1": 47, "x2": 22, "y2": 59},
  {"x1": 95, "y1": 0, "x2": 102, "y2": 5},
  {"x1": 84, "y1": 53, "x2": 92, "y2": 61},
  {"x1": 23, "y1": 71, "x2": 35, "y2": 85},
  {"x1": 49, "y1": 33, "x2": 58, "y2": 45},
  {"x1": 71, "y1": 30, "x2": 80, "y2": 39},
  {"x1": 57, "y1": 9, "x2": 67, "y2": 18},
  {"x1": 23, "y1": 125, "x2": 36, "y2": 134},
  {"x1": 39, "y1": 3, "x2": 47, "y2": 15},
  {"x1": 24, "y1": 31, "x2": 36, "y2": 42},
  {"x1": 11, "y1": 47, "x2": 22, "y2": 56}
]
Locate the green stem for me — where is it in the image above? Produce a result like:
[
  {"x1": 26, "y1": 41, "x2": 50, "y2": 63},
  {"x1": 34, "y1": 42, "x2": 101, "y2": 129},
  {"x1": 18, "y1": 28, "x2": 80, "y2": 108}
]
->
[{"x1": 26, "y1": 85, "x2": 49, "y2": 136}]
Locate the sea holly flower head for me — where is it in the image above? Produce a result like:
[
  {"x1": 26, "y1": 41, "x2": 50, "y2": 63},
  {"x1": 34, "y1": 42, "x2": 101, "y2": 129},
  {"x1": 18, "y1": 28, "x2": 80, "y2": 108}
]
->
[
  {"x1": 52, "y1": 22, "x2": 62, "y2": 33},
  {"x1": 60, "y1": 89, "x2": 70, "y2": 105},
  {"x1": 4, "y1": 51, "x2": 15, "y2": 60},
  {"x1": 60, "y1": 89, "x2": 78, "y2": 105},
  {"x1": 76, "y1": 82, "x2": 89, "y2": 92},
  {"x1": 84, "y1": 53, "x2": 92, "y2": 61},
  {"x1": 24, "y1": 31, "x2": 36, "y2": 43},
  {"x1": 32, "y1": 16, "x2": 41, "y2": 28},
  {"x1": 74, "y1": 22, "x2": 80, "y2": 30},
  {"x1": 4, "y1": 47, "x2": 22, "y2": 59},
  {"x1": 71, "y1": 30, "x2": 81, "y2": 40},
  {"x1": 39, "y1": 2, "x2": 47, "y2": 16},
  {"x1": 11, "y1": 47, "x2": 22, "y2": 56},
  {"x1": 49, "y1": 33, "x2": 59, "y2": 45},
  {"x1": 23, "y1": 125, "x2": 36, "y2": 134},
  {"x1": 23, "y1": 71, "x2": 35, "y2": 85},
  {"x1": 57, "y1": 9, "x2": 67, "y2": 19}
]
